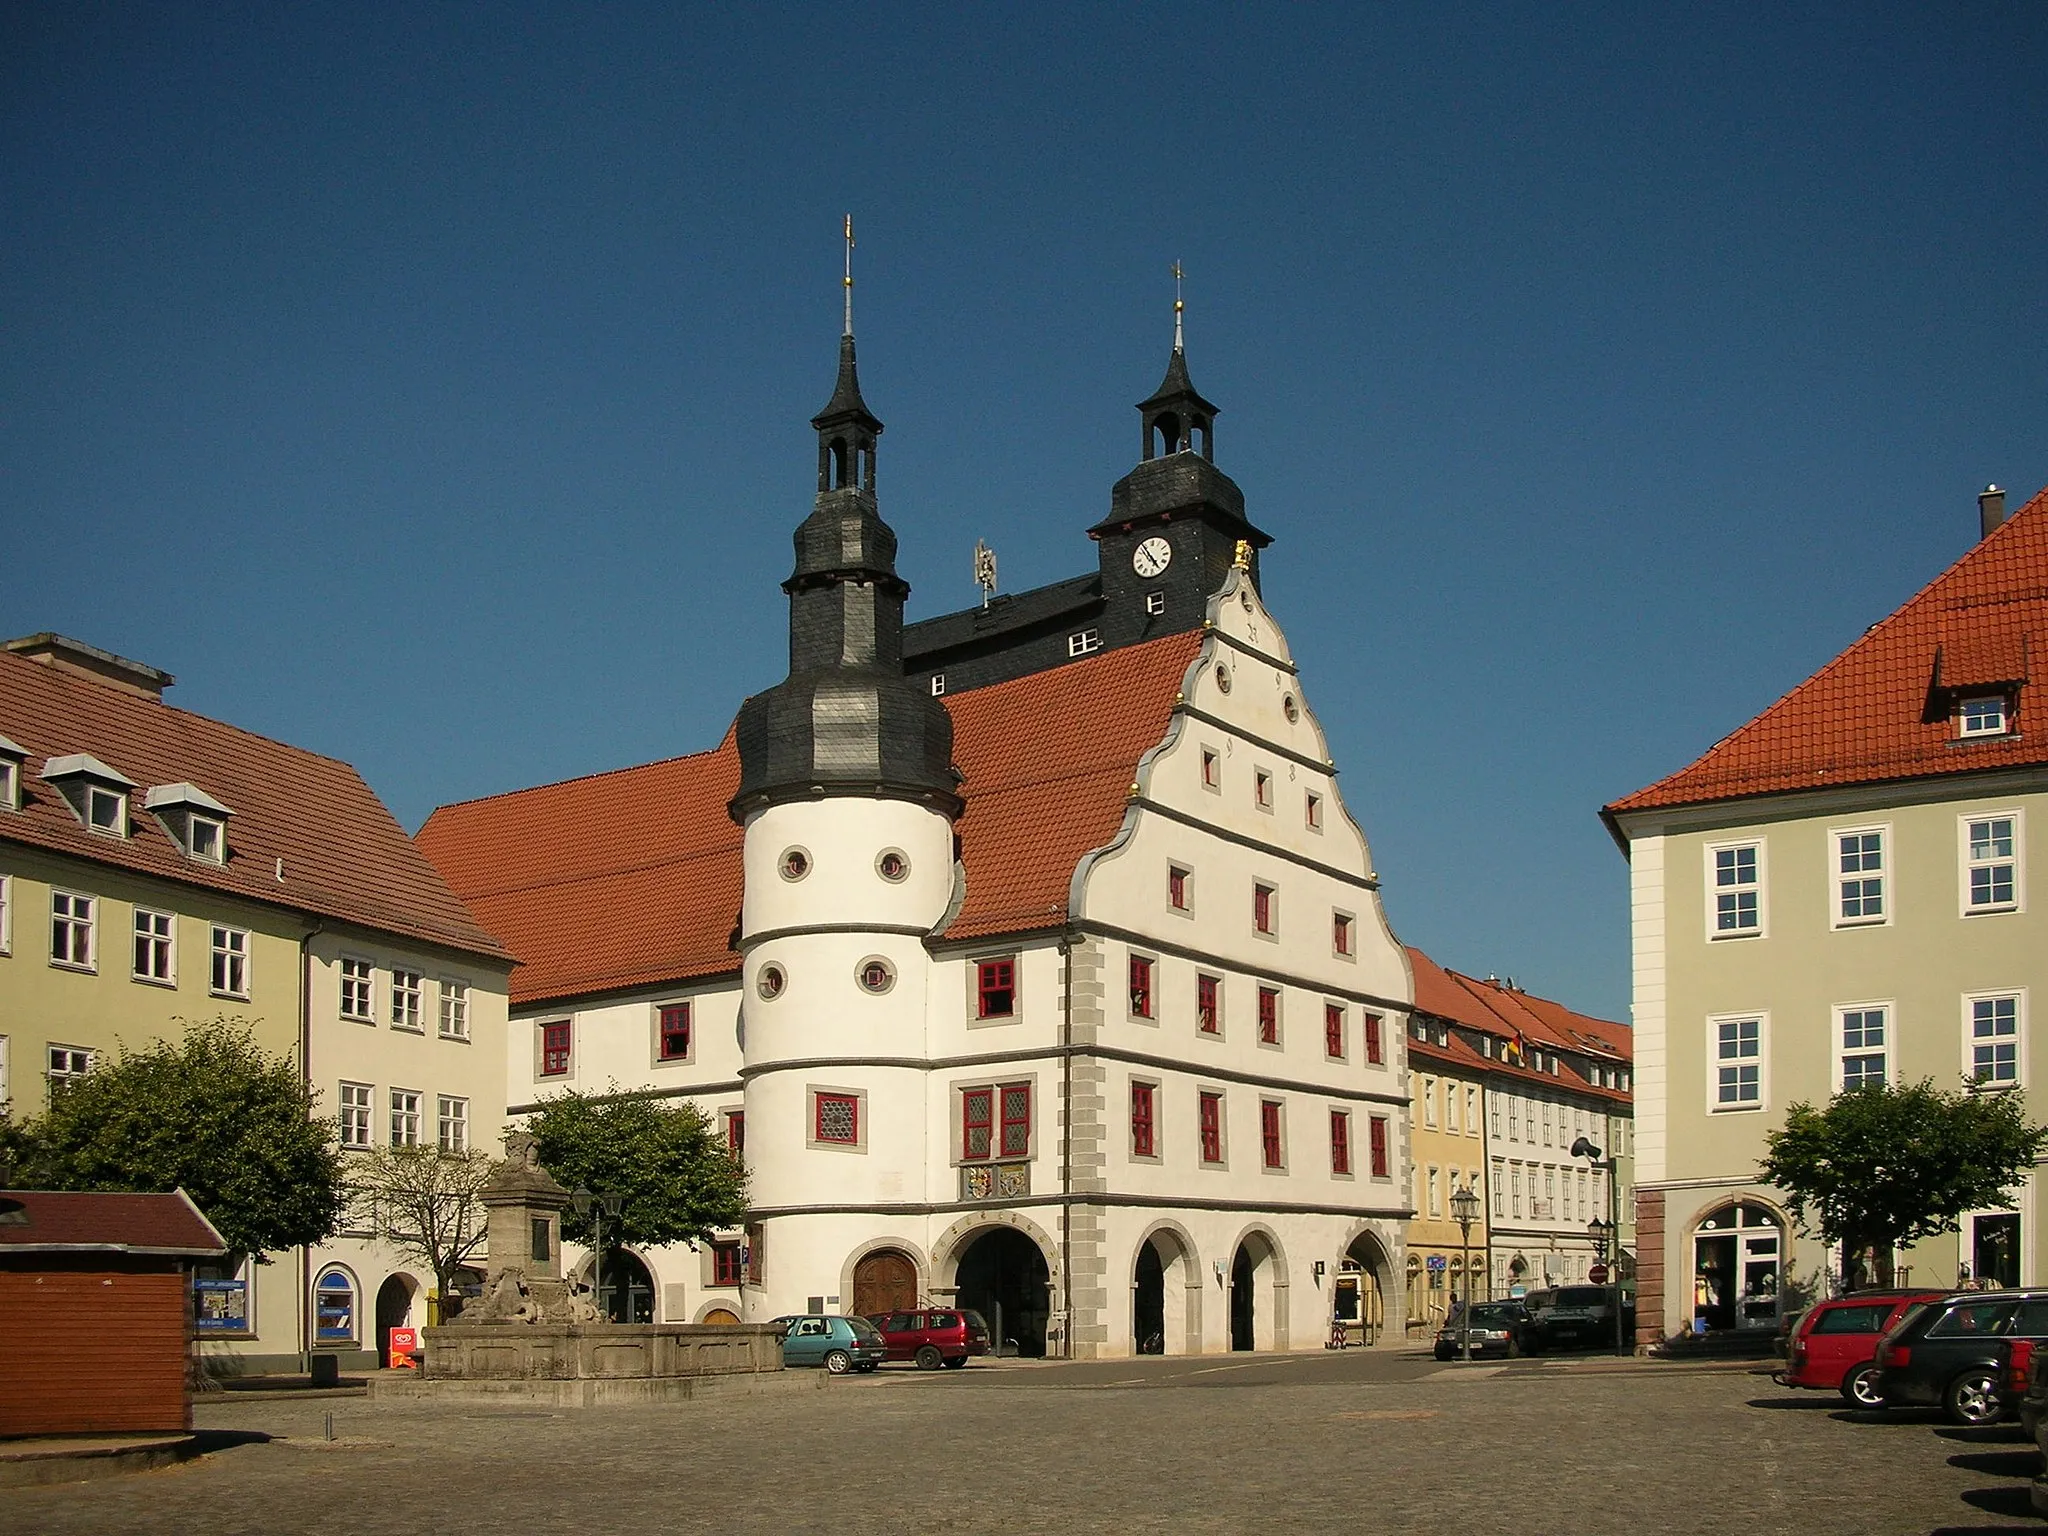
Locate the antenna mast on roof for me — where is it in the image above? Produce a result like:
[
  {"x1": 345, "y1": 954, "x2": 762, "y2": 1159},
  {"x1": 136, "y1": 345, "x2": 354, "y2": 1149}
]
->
[{"x1": 974, "y1": 539, "x2": 998, "y2": 609}]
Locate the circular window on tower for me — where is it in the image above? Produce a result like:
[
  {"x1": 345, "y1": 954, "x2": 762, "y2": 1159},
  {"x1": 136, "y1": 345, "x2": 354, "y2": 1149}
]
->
[
  {"x1": 876, "y1": 849, "x2": 910, "y2": 883},
  {"x1": 1282, "y1": 693, "x2": 1299, "y2": 723},
  {"x1": 1214, "y1": 663, "x2": 1232, "y2": 694},
  {"x1": 855, "y1": 956, "x2": 896, "y2": 995},
  {"x1": 779, "y1": 847, "x2": 811, "y2": 882},
  {"x1": 757, "y1": 964, "x2": 786, "y2": 1001}
]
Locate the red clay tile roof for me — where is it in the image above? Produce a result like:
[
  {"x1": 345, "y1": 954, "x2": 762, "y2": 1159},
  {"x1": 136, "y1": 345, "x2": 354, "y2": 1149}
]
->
[
  {"x1": 417, "y1": 633, "x2": 1206, "y2": 1006},
  {"x1": 1608, "y1": 484, "x2": 2048, "y2": 816},
  {"x1": 0, "y1": 650, "x2": 509, "y2": 961},
  {"x1": 1405, "y1": 946, "x2": 1632, "y2": 1103},
  {"x1": 0, "y1": 1189, "x2": 227, "y2": 1256}
]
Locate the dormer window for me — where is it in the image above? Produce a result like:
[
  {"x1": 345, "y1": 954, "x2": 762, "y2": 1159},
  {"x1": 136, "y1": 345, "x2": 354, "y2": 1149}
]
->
[
  {"x1": 1959, "y1": 694, "x2": 2010, "y2": 738},
  {"x1": 41, "y1": 754, "x2": 137, "y2": 839},
  {"x1": 143, "y1": 783, "x2": 234, "y2": 863},
  {"x1": 0, "y1": 734, "x2": 24, "y2": 811}
]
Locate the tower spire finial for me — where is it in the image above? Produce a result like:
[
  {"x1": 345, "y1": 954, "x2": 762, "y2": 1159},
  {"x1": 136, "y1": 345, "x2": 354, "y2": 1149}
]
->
[
  {"x1": 1171, "y1": 259, "x2": 1184, "y2": 352},
  {"x1": 843, "y1": 214, "x2": 855, "y2": 338}
]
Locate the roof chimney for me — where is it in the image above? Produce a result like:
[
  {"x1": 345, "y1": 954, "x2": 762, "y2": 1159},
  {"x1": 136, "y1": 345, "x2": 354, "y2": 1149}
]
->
[
  {"x1": 1980, "y1": 484, "x2": 2007, "y2": 540},
  {"x1": 1, "y1": 634, "x2": 174, "y2": 701}
]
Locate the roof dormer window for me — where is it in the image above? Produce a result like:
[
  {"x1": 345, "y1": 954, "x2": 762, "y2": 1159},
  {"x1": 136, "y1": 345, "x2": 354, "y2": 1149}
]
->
[
  {"x1": 144, "y1": 782, "x2": 234, "y2": 864},
  {"x1": 0, "y1": 734, "x2": 23, "y2": 811},
  {"x1": 41, "y1": 753, "x2": 137, "y2": 839},
  {"x1": 1959, "y1": 694, "x2": 2011, "y2": 739}
]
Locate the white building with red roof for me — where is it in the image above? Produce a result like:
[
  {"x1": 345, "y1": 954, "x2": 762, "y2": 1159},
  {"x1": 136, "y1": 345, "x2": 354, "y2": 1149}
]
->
[
  {"x1": 420, "y1": 305, "x2": 1416, "y2": 1357},
  {"x1": 1604, "y1": 483, "x2": 2048, "y2": 1343}
]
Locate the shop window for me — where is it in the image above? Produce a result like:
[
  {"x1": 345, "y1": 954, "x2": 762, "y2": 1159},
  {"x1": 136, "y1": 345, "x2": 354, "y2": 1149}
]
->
[{"x1": 314, "y1": 1267, "x2": 356, "y2": 1345}]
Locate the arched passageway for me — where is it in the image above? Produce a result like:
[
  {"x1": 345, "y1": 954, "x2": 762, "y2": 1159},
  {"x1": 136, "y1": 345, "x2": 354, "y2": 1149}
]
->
[
  {"x1": 1132, "y1": 1226, "x2": 1200, "y2": 1355},
  {"x1": 1228, "y1": 1232, "x2": 1283, "y2": 1352},
  {"x1": 1340, "y1": 1230, "x2": 1395, "y2": 1345},
  {"x1": 374, "y1": 1273, "x2": 416, "y2": 1367},
  {"x1": 955, "y1": 1228, "x2": 1051, "y2": 1357},
  {"x1": 590, "y1": 1249, "x2": 653, "y2": 1323}
]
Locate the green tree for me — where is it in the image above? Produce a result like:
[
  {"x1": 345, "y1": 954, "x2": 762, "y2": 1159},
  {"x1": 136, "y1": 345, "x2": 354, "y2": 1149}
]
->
[
  {"x1": 349, "y1": 1146, "x2": 496, "y2": 1320},
  {"x1": 528, "y1": 1089, "x2": 747, "y2": 1252},
  {"x1": 0, "y1": 1015, "x2": 347, "y2": 1261},
  {"x1": 1759, "y1": 1079, "x2": 2048, "y2": 1287}
]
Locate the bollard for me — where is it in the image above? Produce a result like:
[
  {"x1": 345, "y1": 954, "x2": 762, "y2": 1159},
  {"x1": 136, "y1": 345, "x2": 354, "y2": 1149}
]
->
[{"x1": 324, "y1": 1412, "x2": 335, "y2": 1442}]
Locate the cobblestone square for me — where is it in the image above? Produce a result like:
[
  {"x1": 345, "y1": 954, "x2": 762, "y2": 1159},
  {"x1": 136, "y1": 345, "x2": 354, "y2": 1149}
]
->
[{"x1": 3, "y1": 1355, "x2": 2041, "y2": 1534}]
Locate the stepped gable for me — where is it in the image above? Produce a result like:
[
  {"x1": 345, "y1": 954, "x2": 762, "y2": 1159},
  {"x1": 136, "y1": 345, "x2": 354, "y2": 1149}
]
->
[
  {"x1": 417, "y1": 630, "x2": 1205, "y2": 1003},
  {"x1": 1607, "y1": 485, "x2": 2048, "y2": 816},
  {"x1": 0, "y1": 647, "x2": 507, "y2": 960}
]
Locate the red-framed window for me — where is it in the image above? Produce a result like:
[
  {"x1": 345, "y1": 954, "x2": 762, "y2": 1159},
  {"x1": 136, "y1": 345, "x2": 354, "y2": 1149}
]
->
[
  {"x1": 999, "y1": 1083, "x2": 1031, "y2": 1157},
  {"x1": 1368, "y1": 1114, "x2": 1389, "y2": 1178},
  {"x1": 1330, "y1": 1110, "x2": 1352, "y2": 1175},
  {"x1": 711, "y1": 1241, "x2": 744, "y2": 1287},
  {"x1": 1363, "y1": 1012, "x2": 1384, "y2": 1065},
  {"x1": 1260, "y1": 1101, "x2": 1284, "y2": 1169},
  {"x1": 1258, "y1": 986, "x2": 1279, "y2": 1044},
  {"x1": 1306, "y1": 791, "x2": 1323, "y2": 830},
  {"x1": 1199, "y1": 1091, "x2": 1223, "y2": 1164},
  {"x1": 1197, "y1": 974, "x2": 1220, "y2": 1034},
  {"x1": 1131, "y1": 1081, "x2": 1156, "y2": 1158},
  {"x1": 725, "y1": 1109, "x2": 745, "y2": 1157},
  {"x1": 815, "y1": 1092, "x2": 859, "y2": 1145},
  {"x1": 1333, "y1": 913, "x2": 1353, "y2": 956},
  {"x1": 658, "y1": 1002, "x2": 691, "y2": 1060},
  {"x1": 1253, "y1": 883, "x2": 1275, "y2": 934},
  {"x1": 976, "y1": 958, "x2": 1016, "y2": 1019},
  {"x1": 962, "y1": 1087, "x2": 994, "y2": 1159},
  {"x1": 1254, "y1": 769, "x2": 1272, "y2": 808},
  {"x1": 1324, "y1": 1002, "x2": 1345, "y2": 1060},
  {"x1": 1129, "y1": 955, "x2": 1154, "y2": 1018},
  {"x1": 1168, "y1": 866, "x2": 1188, "y2": 910},
  {"x1": 540, "y1": 1020, "x2": 572, "y2": 1076},
  {"x1": 1202, "y1": 749, "x2": 1220, "y2": 788}
]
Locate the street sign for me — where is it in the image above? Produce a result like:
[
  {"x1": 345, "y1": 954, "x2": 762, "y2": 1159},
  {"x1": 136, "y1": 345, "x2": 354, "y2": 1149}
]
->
[{"x1": 1588, "y1": 1263, "x2": 1610, "y2": 1284}]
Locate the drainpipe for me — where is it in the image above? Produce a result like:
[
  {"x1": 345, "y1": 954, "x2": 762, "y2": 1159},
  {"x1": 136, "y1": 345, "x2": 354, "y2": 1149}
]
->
[
  {"x1": 297, "y1": 918, "x2": 323, "y2": 1374},
  {"x1": 1058, "y1": 932, "x2": 1073, "y2": 1360}
]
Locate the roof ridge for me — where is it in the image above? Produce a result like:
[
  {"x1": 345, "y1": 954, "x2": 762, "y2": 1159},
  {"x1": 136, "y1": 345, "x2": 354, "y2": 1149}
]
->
[{"x1": 424, "y1": 739, "x2": 737, "y2": 817}]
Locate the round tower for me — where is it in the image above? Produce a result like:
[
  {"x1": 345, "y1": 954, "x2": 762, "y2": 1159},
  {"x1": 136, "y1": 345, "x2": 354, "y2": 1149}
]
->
[{"x1": 728, "y1": 266, "x2": 960, "y2": 1314}]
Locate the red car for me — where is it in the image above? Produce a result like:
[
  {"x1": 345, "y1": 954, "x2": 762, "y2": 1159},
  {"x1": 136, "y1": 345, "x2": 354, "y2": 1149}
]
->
[
  {"x1": 864, "y1": 1308, "x2": 991, "y2": 1370},
  {"x1": 1780, "y1": 1290, "x2": 1947, "y2": 1407}
]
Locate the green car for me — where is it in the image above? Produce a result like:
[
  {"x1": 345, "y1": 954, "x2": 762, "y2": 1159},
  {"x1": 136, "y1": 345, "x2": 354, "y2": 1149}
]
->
[{"x1": 775, "y1": 1314, "x2": 888, "y2": 1373}]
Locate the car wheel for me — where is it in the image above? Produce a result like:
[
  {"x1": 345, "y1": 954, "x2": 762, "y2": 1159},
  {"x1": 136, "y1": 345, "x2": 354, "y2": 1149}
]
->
[
  {"x1": 943, "y1": 1356, "x2": 967, "y2": 1369},
  {"x1": 1506, "y1": 1338, "x2": 1521, "y2": 1360},
  {"x1": 824, "y1": 1349, "x2": 852, "y2": 1375},
  {"x1": 1841, "y1": 1362, "x2": 1885, "y2": 1409},
  {"x1": 1945, "y1": 1368, "x2": 2002, "y2": 1426},
  {"x1": 915, "y1": 1345, "x2": 943, "y2": 1371}
]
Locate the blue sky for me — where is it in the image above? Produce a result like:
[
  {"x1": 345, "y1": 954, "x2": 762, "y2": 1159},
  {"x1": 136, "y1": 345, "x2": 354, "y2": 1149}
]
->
[{"x1": 4, "y1": 4, "x2": 2045, "y2": 1022}]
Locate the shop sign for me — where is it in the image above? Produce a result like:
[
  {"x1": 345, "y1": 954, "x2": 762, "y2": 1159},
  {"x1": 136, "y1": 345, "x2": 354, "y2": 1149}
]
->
[
  {"x1": 388, "y1": 1326, "x2": 421, "y2": 1370},
  {"x1": 193, "y1": 1275, "x2": 250, "y2": 1334}
]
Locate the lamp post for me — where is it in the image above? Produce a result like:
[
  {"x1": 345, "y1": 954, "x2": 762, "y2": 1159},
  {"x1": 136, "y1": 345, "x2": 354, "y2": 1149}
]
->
[
  {"x1": 570, "y1": 1187, "x2": 625, "y2": 1321},
  {"x1": 1571, "y1": 1134, "x2": 1626, "y2": 1356},
  {"x1": 1450, "y1": 1183, "x2": 1481, "y2": 1363}
]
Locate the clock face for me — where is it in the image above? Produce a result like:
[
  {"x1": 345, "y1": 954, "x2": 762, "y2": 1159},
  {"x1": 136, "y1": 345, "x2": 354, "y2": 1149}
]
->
[{"x1": 1132, "y1": 536, "x2": 1172, "y2": 579}]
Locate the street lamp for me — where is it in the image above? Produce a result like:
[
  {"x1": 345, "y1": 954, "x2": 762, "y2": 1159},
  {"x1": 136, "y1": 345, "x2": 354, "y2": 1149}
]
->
[
  {"x1": 570, "y1": 1187, "x2": 625, "y2": 1321},
  {"x1": 1571, "y1": 1135, "x2": 1626, "y2": 1356},
  {"x1": 1450, "y1": 1183, "x2": 1482, "y2": 1363}
]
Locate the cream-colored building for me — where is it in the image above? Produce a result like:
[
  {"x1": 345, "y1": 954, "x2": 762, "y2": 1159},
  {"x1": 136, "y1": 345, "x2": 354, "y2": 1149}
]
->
[
  {"x1": 0, "y1": 633, "x2": 511, "y2": 1372},
  {"x1": 1606, "y1": 484, "x2": 2048, "y2": 1341}
]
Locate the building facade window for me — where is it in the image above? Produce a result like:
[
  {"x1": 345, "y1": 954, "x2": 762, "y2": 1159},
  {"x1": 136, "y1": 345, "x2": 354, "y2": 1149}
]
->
[
  {"x1": 657, "y1": 1001, "x2": 692, "y2": 1061},
  {"x1": 1324, "y1": 1002, "x2": 1345, "y2": 1061},
  {"x1": 1465, "y1": 1085, "x2": 1479, "y2": 1136},
  {"x1": 1260, "y1": 1100, "x2": 1285, "y2": 1170},
  {"x1": 929, "y1": 674, "x2": 945, "y2": 697},
  {"x1": 86, "y1": 784, "x2": 125, "y2": 835},
  {"x1": 1129, "y1": 955, "x2": 1155, "y2": 1019},
  {"x1": 1709, "y1": 841, "x2": 1763, "y2": 936},
  {"x1": 187, "y1": 814, "x2": 224, "y2": 863},
  {"x1": 1330, "y1": 1109, "x2": 1352, "y2": 1174},
  {"x1": 47, "y1": 1045, "x2": 93, "y2": 1090},
  {"x1": 1968, "y1": 993, "x2": 2023, "y2": 1087},
  {"x1": 1253, "y1": 882, "x2": 1276, "y2": 935},
  {"x1": 390, "y1": 1089, "x2": 422, "y2": 1147},
  {"x1": 211, "y1": 926, "x2": 250, "y2": 999},
  {"x1": 1131, "y1": 1080, "x2": 1156, "y2": 1158},
  {"x1": 388, "y1": 968, "x2": 422, "y2": 1028},
  {"x1": 540, "y1": 1019, "x2": 572, "y2": 1077},
  {"x1": 712, "y1": 1242, "x2": 744, "y2": 1286},
  {"x1": 340, "y1": 958, "x2": 375, "y2": 1021},
  {"x1": 1257, "y1": 986, "x2": 1280, "y2": 1045},
  {"x1": 1964, "y1": 815, "x2": 2020, "y2": 913},
  {"x1": 1254, "y1": 769, "x2": 1272, "y2": 809},
  {"x1": 1421, "y1": 1077, "x2": 1437, "y2": 1128},
  {"x1": 813, "y1": 1091, "x2": 861, "y2": 1147},
  {"x1": 1198, "y1": 1090, "x2": 1225, "y2": 1166},
  {"x1": 1201, "y1": 748, "x2": 1221, "y2": 790},
  {"x1": 437, "y1": 1095, "x2": 469, "y2": 1153},
  {"x1": 1197, "y1": 974, "x2": 1220, "y2": 1035},
  {"x1": 439, "y1": 980, "x2": 470, "y2": 1040},
  {"x1": 1712, "y1": 1014, "x2": 1765, "y2": 1109},
  {"x1": 1067, "y1": 629, "x2": 1101, "y2": 658},
  {"x1": 1332, "y1": 911, "x2": 1353, "y2": 956},
  {"x1": 1168, "y1": 865, "x2": 1189, "y2": 910},
  {"x1": 1838, "y1": 1005, "x2": 1888, "y2": 1089},
  {"x1": 1834, "y1": 829, "x2": 1887, "y2": 926},
  {"x1": 50, "y1": 891, "x2": 94, "y2": 970},
  {"x1": 314, "y1": 1268, "x2": 357, "y2": 1345},
  {"x1": 1427, "y1": 1166, "x2": 1442, "y2": 1217},
  {"x1": 133, "y1": 908, "x2": 174, "y2": 984},
  {"x1": 725, "y1": 1109, "x2": 745, "y2": 1157},
  {"x1": 975, "y1": 958, "x2": 1016, "y2": 1019},
  {"x1": 1363, "y1": 1012, "x2": 1383, "y2": 1065},
  {"x1": 1368, "y1": 1115, "x2": 1389, "y2": 1178},
  {"x1": 339, "y1": 1082, "x2": 373, "y2": 1150},
  {"x1": 1960, "y1": 695, "x2": 2010, "y2": 737},
  {"x1": 1305, "y1": 791, "x2": 1322, "y2": 831}
]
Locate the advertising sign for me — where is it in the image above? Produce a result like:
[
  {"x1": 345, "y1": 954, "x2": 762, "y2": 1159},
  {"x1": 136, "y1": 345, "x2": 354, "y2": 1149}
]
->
[
  {"x1": 387, "y1": 1326, "x2": 420, "y2": 1370},
  {"x1": 193, "y1": 1275, "x2": 250, "y2": 1335}
]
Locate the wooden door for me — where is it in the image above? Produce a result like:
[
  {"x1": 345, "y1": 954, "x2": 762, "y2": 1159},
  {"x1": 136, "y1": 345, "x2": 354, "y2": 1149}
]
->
[{"x1": 851, "y1": 1249, "x2": 917, "y2": 1317}]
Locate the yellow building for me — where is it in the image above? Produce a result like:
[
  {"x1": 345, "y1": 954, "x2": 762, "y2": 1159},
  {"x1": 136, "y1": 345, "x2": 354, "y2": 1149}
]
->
[{"x1": 0, "y1": 633, "x2": 512, "y2": 1372}]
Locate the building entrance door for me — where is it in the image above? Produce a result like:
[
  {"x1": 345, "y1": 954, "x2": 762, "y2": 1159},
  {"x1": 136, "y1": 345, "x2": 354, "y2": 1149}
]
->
[
  {"x1": 851, "y1": 1249, "x2": 918, "y2": 1318},
  {"x1": 1230, "y1": 1246, "x2": 1255, "y2": 1351},
  {"x1": 1693, "y1": 1203, "x2": 1781, "y2": 1331},
  {"x1": 955, "y1": 1229, "x2": 1050, "y2": 1356},
  {"x1": 1134, "y1": 1241, "x2": 1165, "y2": 1354},
  {"x1": 374, "y1": 1274, "x2": 414, "y2": 1367},
  {"x1": 1975, "y1": 1214, "x2": 2021, "y2": 1289}
]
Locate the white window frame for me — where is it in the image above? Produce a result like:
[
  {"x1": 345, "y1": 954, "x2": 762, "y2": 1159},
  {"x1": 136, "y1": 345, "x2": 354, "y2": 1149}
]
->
[
  {"x1": 47, "y1": 1044, "x2": 94, "y2": 1088},
  {"x1": 389, "y1": 1087, "x2": 423, "y2": 1147},
  {"x1": 49, "y1": 889, "x2": 95, "y2": 971},
  {"x1": 339, "y1": 957, "x2": 376, "y2": 1022},
  {"x1": 1959, "y1": 695, "x2": 2010, "y2": 738},
  {"x1": 210, "y1": 925, "x2": 250, "y2": 1000},
  {"x1": 85, "y1": 784, "x2": 126, "y2": 837},
  {"x1": 1830, "y1": 824, "x2": 1890, "y2": 929},
  {"x1": 1963, "y1": 990, "x2": 2027, "y2": 1091},
  {"x1": 0, "y1": 1033, "x2": 9, "y2": 1111},
  {"x1": 187, "y1": 813, "x2": 225, "y2": 864},
  {"x1": 438, "y1": 979, "x2": 470, "y2": 1040},
  {"x1": 1705, "y1": 838, "x2": 1765, "y2": 939},
  {"x1": 1067, "y1": 629, "x2": 1101, "y2": 658},
  {"x1": 390, "y1": 968, "x2": 424, "y2": 1031},
  {"x1": 0, "y1": 758, "x2": 16, "y2": 812},
  {"x1": 1836, "y1": 1000, "x2": 1892, "y2": 1091},
  {"x1": 0, "y1": 873, "x2": 10, "y2": 955},
  {"x1": 1961, "y1": 811, "x2": 2024, "y2": 916},
  {"x1": 1708, "y1": 1011, "x2": 1767, "y2": 1112},
  {"x1": 929, "y1": 674, "x2": 946, "y2": 697},
  {"x1": 338, "y1": 1081, "x2": 374, "y2": 1150},
  {"x1": 132, "y1": 907, "x2": 176, "y2": 986},
  {"x1": 437, "y1": 1094, "x2": 469, "y2": 1153}
]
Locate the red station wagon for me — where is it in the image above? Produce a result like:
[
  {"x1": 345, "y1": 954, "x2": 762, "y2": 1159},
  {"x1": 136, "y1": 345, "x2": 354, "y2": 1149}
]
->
[
  {"x1": 1780, "y1": 1290, "x2": 1947, "y2": 1407},
  {"x1": 865, "y1": 1308, "x2": 991, "y2": 1370}
]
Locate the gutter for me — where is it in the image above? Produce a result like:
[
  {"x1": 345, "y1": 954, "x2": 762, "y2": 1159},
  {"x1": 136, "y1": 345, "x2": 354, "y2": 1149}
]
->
[
  {"x1": 297, "y1": 917, "x2": 324, "y2": 1374},
  {"x1": 1058, "y1": 931, "x2": 1073, "y2": 1361}
]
